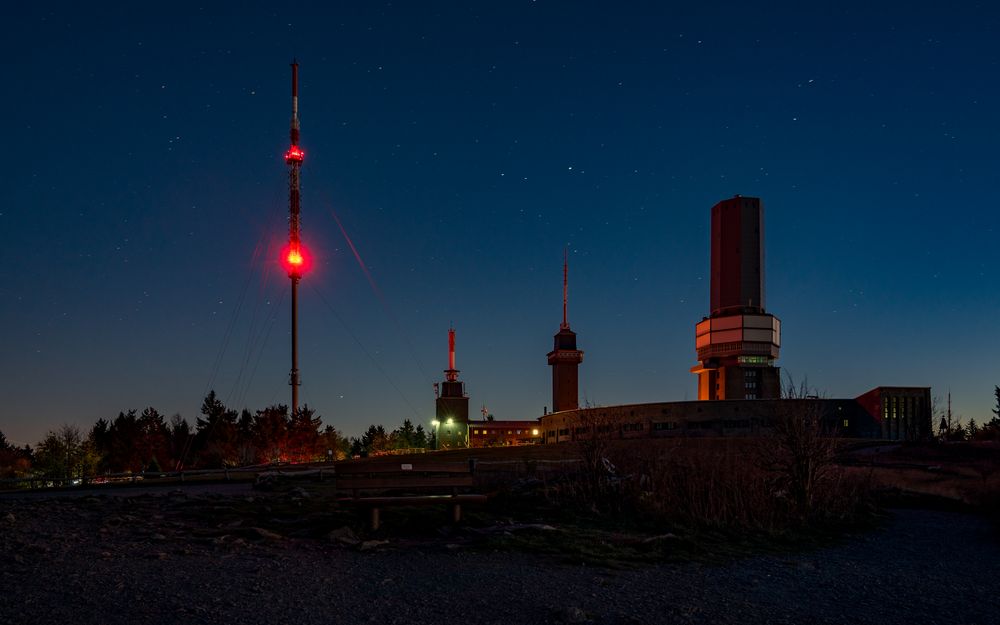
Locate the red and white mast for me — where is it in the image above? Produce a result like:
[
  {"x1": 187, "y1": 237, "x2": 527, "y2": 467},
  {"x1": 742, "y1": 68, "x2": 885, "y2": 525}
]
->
[{"x1": 445, "y1": 327, "x2": 459, "y2": 382}]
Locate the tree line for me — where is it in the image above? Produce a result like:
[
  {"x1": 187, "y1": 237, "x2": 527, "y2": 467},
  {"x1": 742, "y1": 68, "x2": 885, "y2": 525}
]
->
[
  {"x1": 935, "y1": 385, "x2": 1000, "y2": 442},
  {"x1": 0, "y1": 390, "x2": 433, "y2": 482}
]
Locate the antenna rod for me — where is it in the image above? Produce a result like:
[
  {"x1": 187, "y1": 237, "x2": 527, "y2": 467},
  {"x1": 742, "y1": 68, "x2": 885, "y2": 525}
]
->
[
  {"x1": 290, "y1": 60, "x2": 300, "y2": 145},
  {"x1": 561, "y1": 248, "x2": 569, "y2": 329},
  {"x1": 449, "y1": 327, "x2": 456, "y2": 371}
]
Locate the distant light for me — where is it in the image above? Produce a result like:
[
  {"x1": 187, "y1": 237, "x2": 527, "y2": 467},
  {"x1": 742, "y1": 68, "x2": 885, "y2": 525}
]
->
[
  {"x1": 446, "y1": 418, "x2": 454, "y2": 426},
  {"x1": 532, "y1": 429, "x2": 539, "y2": 436},
  {"x1": 431, "y1": 420, "x2": 440, "y2": 427}
]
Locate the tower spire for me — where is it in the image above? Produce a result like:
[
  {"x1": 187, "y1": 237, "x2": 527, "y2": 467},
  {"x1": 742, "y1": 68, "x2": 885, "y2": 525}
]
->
[
  {"x1": 436, "y1": 326, "x2": 470, "y2": 449},
  {"x1": 561, "y1": 247, "x2": 569, "y2": 330},
  {"x1": 548, "y1": 247, "x2": 583, "y2": 412},
  {"x1": 446, "y1": 327, "x2": 458, "y2": 382}
]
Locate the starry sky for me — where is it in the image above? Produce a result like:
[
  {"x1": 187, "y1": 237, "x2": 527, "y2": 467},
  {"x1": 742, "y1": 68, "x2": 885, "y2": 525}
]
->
[{"x1": 2, "y1": 2, "x2": 998, "y2": 446}]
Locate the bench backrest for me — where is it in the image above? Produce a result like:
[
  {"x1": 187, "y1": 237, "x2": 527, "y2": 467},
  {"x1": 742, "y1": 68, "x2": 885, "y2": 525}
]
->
[{"x1": 334, "y1": 460, "x2": 476, "y2": 494}]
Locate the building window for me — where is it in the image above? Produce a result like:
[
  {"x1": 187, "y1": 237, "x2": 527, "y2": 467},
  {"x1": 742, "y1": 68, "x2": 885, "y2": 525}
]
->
[{"x1": 843, "y1": 419, "x2": 849, "y2": 428}]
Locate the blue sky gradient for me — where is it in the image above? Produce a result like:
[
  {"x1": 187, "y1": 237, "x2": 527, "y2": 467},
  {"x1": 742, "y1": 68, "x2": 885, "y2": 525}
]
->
[{"x1": 1, "y1": 2, "x2": 998, "y2": 445}]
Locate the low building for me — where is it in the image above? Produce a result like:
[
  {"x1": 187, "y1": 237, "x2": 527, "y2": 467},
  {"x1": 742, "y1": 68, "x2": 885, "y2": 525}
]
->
[
  {"x1": 854, "y1": 386, "x2": 932, "y2": 441},
  {"x1": 469, "y1": 420, "x2": 542, "y2": 447},
  {"x1": 539, "y1": 388, "x2": 932, "y2": 443}
]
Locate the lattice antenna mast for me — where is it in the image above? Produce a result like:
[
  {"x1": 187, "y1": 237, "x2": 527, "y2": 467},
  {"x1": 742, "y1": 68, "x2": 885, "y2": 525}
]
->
[{"x1": 284, "y1": 60, "x2": 306, "y2": 416}]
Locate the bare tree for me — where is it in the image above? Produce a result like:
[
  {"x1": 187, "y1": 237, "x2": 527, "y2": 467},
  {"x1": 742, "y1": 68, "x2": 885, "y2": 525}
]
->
[{"x1": 761, "y1": 378, "x2": 839, "y2": 519}]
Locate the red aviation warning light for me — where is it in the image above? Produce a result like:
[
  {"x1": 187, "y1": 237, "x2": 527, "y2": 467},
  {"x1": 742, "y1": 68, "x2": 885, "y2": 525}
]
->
[
  {"x1": 285, "y1": 145, "x2": 304, "y2": 163},
  {"x1": 280, "y1": 242, "x2": 311, "y2": 278}
]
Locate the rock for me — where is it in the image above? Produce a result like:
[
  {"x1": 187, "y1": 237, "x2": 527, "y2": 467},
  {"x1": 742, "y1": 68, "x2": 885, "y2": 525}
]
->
[
  {"x1": 151, "y1": 533, "x2": 167, "y2": 542},
  {"x1": 445, "y1": 543, "x2": 461, "y2": 551},
  {"x1": 559, "y1": 606, "x2": 590, "y2": 623},
  {"x1": 4, "y1": 513, "x2": 15, "y2": 524},
  {"x1": 288, "y1": 487, "x2": 310, "y2": 500},
  {"x1": 641, "y1": 533, "x2": 678, "y2": 545},
  {"x1": 511, "y1": 478, "x2": 545, "y2": 493},
  {"x1": 471, "y1": 523, "x2": 557, "y2": 535},
  {"x1": 359, "y1": 539, "x2": 389, "y2": 552},
  {"x1": 327, "y1": 526, "x2": 360, "y2": 546},
  {"x1": 254, "y1": 472, "x2": 278, "y2": 489},
  {"x1": 249, "y1": 527, "x2": 283, "y2": 541}
]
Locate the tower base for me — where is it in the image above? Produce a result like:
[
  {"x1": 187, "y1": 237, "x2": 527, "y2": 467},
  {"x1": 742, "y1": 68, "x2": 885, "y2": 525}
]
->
[{"x1": 691, "y1": 363, "x2": 781, "y2": 400}]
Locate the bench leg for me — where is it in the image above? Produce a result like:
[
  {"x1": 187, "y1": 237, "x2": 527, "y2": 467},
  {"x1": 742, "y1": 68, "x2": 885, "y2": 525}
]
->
[
  {"x1": 452, "y1": 503, "x2": 462, "y2": 524},
  {"x1": 370, "y1": 507, "x2": 380, "y2": 531}
]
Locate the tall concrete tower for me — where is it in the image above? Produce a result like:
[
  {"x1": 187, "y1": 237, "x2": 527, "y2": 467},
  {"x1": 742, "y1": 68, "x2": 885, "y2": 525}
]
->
[
  {"x1": 691, "y1": 196, "x2": 781, "y2": 400},
  {"x1": 547, "y1": 251, "x2": 583, "y2": 412},
  {"x1": 435, "y1": 328, "x2": 469, "y2": 448}
]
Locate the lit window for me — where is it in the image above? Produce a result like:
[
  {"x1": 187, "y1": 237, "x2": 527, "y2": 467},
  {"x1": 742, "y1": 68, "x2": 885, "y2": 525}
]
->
[{"x1": 842, "y1": 419, "x2": 849, "y2": 428}]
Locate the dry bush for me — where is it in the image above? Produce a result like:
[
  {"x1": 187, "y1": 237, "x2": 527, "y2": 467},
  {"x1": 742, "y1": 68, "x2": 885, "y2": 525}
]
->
[
  {"x1": 757, "y1": 400, "x2": 839, "y2": 519},
  {"x1": 544, "y1": 423, "x2": 874, "y2": 533},
  {"x1": 610, "y1": 436, "x2": 873, "y2": 531},
  {"x1": 613, "y1": 438, "x2": 787, "y2": 531},
  {"x1": 524, "y1": 411, "x2": 627, "y2": 515}
]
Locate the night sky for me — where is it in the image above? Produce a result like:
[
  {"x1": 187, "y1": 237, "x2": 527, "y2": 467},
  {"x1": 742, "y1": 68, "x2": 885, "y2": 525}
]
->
[{"x1": 2, "y1": 2, "x2": 998, "y2": 446}]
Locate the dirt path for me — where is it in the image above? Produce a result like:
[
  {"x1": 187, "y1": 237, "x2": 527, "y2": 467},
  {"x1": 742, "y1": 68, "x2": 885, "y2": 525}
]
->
[{"x1": 1, "y1": 494, "x2": 997, "y2": 625}]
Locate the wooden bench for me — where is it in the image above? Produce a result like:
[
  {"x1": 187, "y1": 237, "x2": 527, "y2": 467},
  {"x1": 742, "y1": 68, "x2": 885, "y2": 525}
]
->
[{"x1": 334, "y1": 459, "x2": 487, "y2": 530}]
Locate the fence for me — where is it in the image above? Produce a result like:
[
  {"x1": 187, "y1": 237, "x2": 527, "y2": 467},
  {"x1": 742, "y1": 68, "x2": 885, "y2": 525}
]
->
[{"x1": 0, "y1": 461, "x2": 337, "y2": 493}]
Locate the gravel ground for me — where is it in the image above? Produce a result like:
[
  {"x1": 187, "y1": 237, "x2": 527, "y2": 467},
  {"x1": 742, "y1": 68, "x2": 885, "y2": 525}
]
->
[{"x1": 1, "y1": 490, "x2": 998, "y2": 625}]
